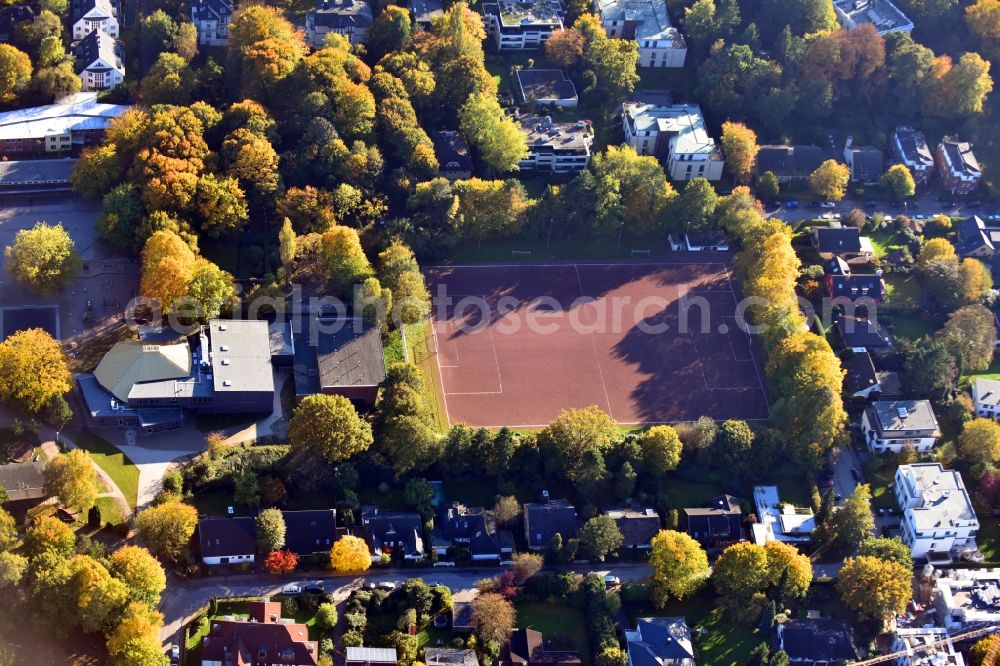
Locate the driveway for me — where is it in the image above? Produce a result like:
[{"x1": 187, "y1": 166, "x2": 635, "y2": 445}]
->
[{"x1": 832, "y1": 443, "x2": 864, "y2": 505}]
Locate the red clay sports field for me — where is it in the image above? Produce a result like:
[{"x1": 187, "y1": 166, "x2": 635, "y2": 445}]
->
[{"x1": 423, "y1": 260, "x2": 770, "y2": 428}]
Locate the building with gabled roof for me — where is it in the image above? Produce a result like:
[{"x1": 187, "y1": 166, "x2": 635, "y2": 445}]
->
[
  {"x1": 71, "y1": 0, "x2": 118, "y2": 39},
  {"x1": 937, "y1": 136, "x2": 982, "y2": 195},
  {"x1": 190, "y1": 0, "x2": 233, "y2": 45},
  {"x1": 73, "y1": 29, "x2": 124, "y2": 92},
  {"x1": 844, "y1": 137, "x2": 884, "y2": 184},
  {"x1": 433, "y1": 131, "x2": 473, "y2": 180},
  {"x1": 842, "y1": 350, "x2": 879, "y2": 399},
  {"x1": 198, "y1": 516, "x2": 256, "y2": 566},
  {"x1": 0, "y1": 462, "x2": 47, "y2": 503},
  {"x1": 754, "y1": 144, "x2": 825, "y2": 183},
  {"x1": 891, "y1": 126, "x2": 933, "y2": 185},
  {"x1": 682, "y1": 494, "x2": 741, "y2": 545},
  {"x1": 955, "y1": 216, "x2": 1000, "y2": 258},
  {"x1": 524, "y1": 497, "x2": 577, "y2": 550},
  {"x1": 306, "y1": 0, "x2": 374, "y2": 47},
  {"x1": 408, "y1": 0, "x2": 443, "y2": 28},
  {"x1": 606, "y1": 507, "x2": 660, "y2": 549},
  {"x1": 498, "y1": 629, "x2": 581, "y2": 666},
  {"x1": 973, "y1": 377, "x2": 1000, "y2": 420},
  {"x1": 360, "y1": 508, "x2": 425, "y2": 561},
  {"x1": 594, "y1": 0, "x2": 686, "y2": 67},
  {"x1": 625, "y1": 617, "x2": 695, "y2": 666},
  {"x1": 202, "y1": 600, "x2": 318, "y2": 665},
  {"x1": 282, "y1": 510, "x2": 337, "y2": 557}
]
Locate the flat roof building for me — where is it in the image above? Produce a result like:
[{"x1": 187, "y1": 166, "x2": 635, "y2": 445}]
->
[
  {"x1": 481, "y1": 0, "x2": 564, "y2": 50},
  {"x1": 293, "y1": 316, "x2": 386, "y2": 406},
  {"x1": 518, "y1": 115, "x2": 594, "y2": 174},
  {"x1": 834, "y1": 0, "x2": 913, "y2": 34},
  {"x1": 595, "y1": 0, "x2": 686, "y2": 67},
  {"x1": 515, "y1": 69, "x2": 579, "y2": 108},
  {"x1": 622, "y1": 102, "x2": 723, "y2": 181},
  {"x1": 0, "y1": 92, "x2": 129, "y2": 156},
  {"x1": 896, "y1": 463, "x2": 979, "y2": 563}
]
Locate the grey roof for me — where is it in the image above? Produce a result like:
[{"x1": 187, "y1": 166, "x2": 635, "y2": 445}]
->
[
  {"x1": 0, "y1": 93, "x2": 129, "y2": 142},
  {"x1": 0, "y1": 461, "x2": 46, "y2": 502},
  {"x1": 73, "y1": 29, "x2": 122, "y2": 74},
  {"x1": 191, "y1": 0, "x2": 232, "y2": 22},
  {"x1": 198, "y1": 517, "x2": 256, "y2": 558},
  {"x1": 836, "y1": 312, "x2": 892, "y2": 350},
  {"x1": 847, "y1": 146, "x2": 885, "y2": 181},
  {"x1": 814, "y1": 227, "x2": 862, "y2": 254},
  {"x1": 956, "y1": 216, "x2": 998, "y2": 256},
  {"x1": 524, "y1": 499, "x2": 577, "y2": 549},
  {"x1": 433, "y1": 131, "x2": 473, "y2": 172},
  {"x1": 208, "y1": 320, "x2": 275, "y2": 395},
  {"x1": 595, "y1": 0, "x2": 681, "y2": 42},
  {"x1": 605, "y1": 508, "x2": 661, "y2": 547},
  {"x1": 407, "y1": 0, "x2": 443, "y2": 24},
  {"x1": 0, "y1": 159, "x2": 78, "y2": 187},
  {"x1": 779, "y1": 618, "x2": 858, "y2": 664},
  {"x1": 897, "y1": 463, "x2": 976, "y2": 531},
  {"x1": 893, "y1": 126, "x2": 933, "y2": 169},
  {"x1": 424, "y1": 648, "x2": 478, "y2": 666},
  {"x1": 975, "y1": 378, "x2": 1000, "y2": 409},
  {"x1": 516, "y1": 69, "x2": 578, "y2": 103},
  {"x1": 268, "y1": 322, "x2": 295, "y2": 358},
  {"x1": 480, "y1": 0, "x2": 564, "y2": 28},
  {"x1": 622, "y1": 102, "x2": 719, "y2": 158},
  {"x1": 520, "y1": 115, "x2": 593, "y2": 155},
  {"x1": 833, "y1": 0, "x2": 913, "y2": 33},
  {"x1": 293, "y1": 316, "x2": 386, "y2": 395},
  {"x1": 627, "y1": 618, "x2": 695, "y2": 666},
  {"x1": 682, "y1": 495, "x2": 741, "y2": 542},
  {"x1": 451, "y1": 601, "x2": 475, "y2": 629},
  {"x1": 940, "y1": 136, "x2": 982, "y2": 178},
  {"x1": 439, "y1": 503, "x2": 501, "y2": 557},
  {"x1": 309, "y1": 0, "x2": 373, "y2": 28},
  {"x1": 72, "y1": 0, "x2": 115, "y2": 22},
  {"x1": 842, "y1": 351, "x2": 878, "y2": 395},
  {"x1": 360, "y1": 508, "x2": 423, "y2": 556},
  {"x1": 281, "y1": 510, "x2": 337, "y2": 556},
  {"x1": 831, "y1": 274, "x2": 885, "y2": 300},
  {"x1": 347, "y1": 647, "x2": 398, "y2": 665},
  {"x1": 867, "y1": 400, "x2": 939, "y2": 436},
  {"x1": 755, "y1": 144, "x2": 825, "y2": 179}
]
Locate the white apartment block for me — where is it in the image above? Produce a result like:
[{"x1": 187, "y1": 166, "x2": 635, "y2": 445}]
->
[
  {"x1": 622, "y1": 102, "x2": 723, "y2": 181},
  {"x1": 594, "y1": 0, "x2": 686, "y2": 67},
  {"x1": 973, "y1": 378, "x2": 1000, "y2": 419},
  {"x1": 895, "y1": 463, "x2": 979, "y2": 563},
  {"x1": 190, "y1": 0, "x2": 233, "y2": 46},
  {"x1": 71, "y1": 0, "x2": 118, "y2": 39},
  {"x1": 481, "y1": 0, "x2": 564, "y2": 50},
  {"x1": 518, "y1": 115, "x2": 593, "y2": 173},
  {"x1": 861, "y1": 400, "x2": 940, "y2": 454},
  {"x1": 892, "y1": 628, "x2": 964, "y2": 666}
]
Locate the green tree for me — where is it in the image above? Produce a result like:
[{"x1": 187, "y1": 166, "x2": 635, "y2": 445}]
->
[
  {"x1": 858, "y1": 537, "x2": 913, "y2": 569},
  {"x1": 941, "y1": 304, "x2": 997, "y2": 372},
  {"x1": 0, "y1": 551, "x2": 26, "y2": 589},
  {"x1": 882, "y1": 164, "x2": 916, "y2": 200},
  {"x1": 194, "y1": 173, "x2": 249, "y2": 237},
  {"x1": 4, "y1": 222, "x2": 81, "y2": 296},
  {"x1": 649, "y1": 530, "x2": 709, "y2": 605},
  {"x1": 837, "y1": 556, "x2": 912, "y2": 627},
  {"x1": 809, "y1": 159, "x2": 850, "y2": 201},
  {"x1": 903, "y1": 339, "x2": 958, "y2": 401},
  {"x1": 592, "y1": 145, "x2": 677, "y2": 234},
  {"x1": 580, "y1": 514, "x2": 624, "y2": 561},
  {"x1": 713, "y1": 541, "x2": 769, "y2": 601},
  {"x1": 0, "y1": 44, "x2": 31, "y2": 104},
  {"x1": 827, "y1": 484, "x2": 875, "y2": 552},
  {"x1": 316, "y1": 602, "x2": 338, "y2": 629},
  {"x1": 134, "y1": 501, "x2": 198, "y2": 562},
  {"x1": 369, "y1": 5, "x2": 411, "y2": 59},
  {"x1": 72, "y1": 145, "x2": 120, "y2": 200},
  {"x1": 459, "y1": 92, "x2": 529, "y2": 173},
  {"x1": 256, "y1": 508, "x2": 286, "y2": 553},
  {"x1": 289, "y1": 394, "x2": 374, "y2": 463},
  {"x1": 712, "y1": 419, "x2": 754, "y2": 473},
  {"x1": 185, "y1": 260, "x2": 236, "y2": 322},
  {"x1": 278, "y1": 218, "x2": 297, "y2": 276},
  {"x1": 43, "y1": 450, "x2": 98, "y2": 515},
  {"x1": 576, "y1": 14, "x2": 639, "y2": 97},
  {"x1": 69, "y1": 555, "x2": 129, "y2": 633},
  {"x1": 140, "y1": 52, "x2": 194, "y2": 105},
  {"x1": 639, "y1": 425, "x2": 683, "y2": 476},
  {"x1": 674, "y1": 178, "x2": 719, "y2": 234},
  {"x1": 140, "y1": 9, "x2": 178, "y2": 58},
  {"x1": 0, "y1": 509, "x2": 16, "y2": 552},
  {"x1": 539, "y1": 406, "x2": 617, "y2": 482},
  {"x1": 320, "y1": 226, "x2": 374, "y2": 296}
]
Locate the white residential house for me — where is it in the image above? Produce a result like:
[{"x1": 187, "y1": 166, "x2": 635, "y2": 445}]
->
[
  {"x1": 71, "y1": 0, "x2": 118, "y2": 40},
  {"x1": 190, "y1": 0, "x2": 233, "y2": 46},
  {"x1": 891, "y1": 628, "x2": 964, "y2": 666},
  {"x1": 895, "y1": 463, "x2": 980, "y2": 563},
  {"x1": 594, "y1": 0, "x2": 686, "y2": 67},
  {"x1": 306, "y1": 0, "x2": 374, "y2": 47},
  {"x1": 625, "y1": 618, "x2": 695, "y2": 666},
  {"x1": 622, "y1": 102, "x2": 724, "y2": 181},
  {"x1": 973, "y1": 378, "x2": 1000, "y2": 419},
  {"x1": 481, "y1": 0, "x2": 564, "y2": 50},
  {"x1": 861, "y1": 400, "x2": 940, "y2": 454},
  {"x1": 751, "y1": 485, "x2": 815, "y2": 545},
  {"x1": 73, "y1": 30, "x2": 124, "y2": 93},
  {"x1": 198, "y1": 517, "x2": 256, "y2": 566},
  {"x1": 518, "y1": 115, "x2": 593, "y2": 173}
]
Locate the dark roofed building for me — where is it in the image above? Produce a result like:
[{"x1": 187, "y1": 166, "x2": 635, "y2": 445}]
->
[
  {"x1": 282, "y1": 510, "x2": 337, "y2": 556},
  {"x1": 829, "y1": 273, "x2": 886, "y2": 303},
  {"x1": 293, "y1": 316, "x2": 386, "y2": 406},
  {"x1": 407, "y1": 0, "x2": 443, "y2": 28},
  {"x1": 753, "y1": 145, "x2": 824, "y2": 183},
  {"x1": 836, "y1": 312, "x2": 892, "y2": 353},
  {"x1": 361, "y1": 508, "x2": 425, "y2": 560},
  {"x1": 433, "y1": 131, "x2": 473, "y2": 180},
  {"x1": 0, "y1": 462, "x2": 46, "y2": 502},
  {"x1": 0, "y1": 5, "x2": 34, "y2": 41},
  {"x1": 436, "y1": 502, "x2": 505, "y2": 560},
  {"x1": 682, "y1": 494, "x2": 741, "y2": 545},
  {"x1": 202, "y1": 600, "x2": 318, "y2": 666},
  {"x1": 956, "y1": 216, "x2": 1000, "y2": 258},
  {"x1": 892, "y1": 126, "x2": 934, "y2": 185},
  {"x1": 844, "y1": 139, "x2": 884, "y2": 184},
  {"x1": 625, "y1": 617, "x2": 695, "y2": 666},
  {"x1": 73, "y1": 28, "x2": 125, "y2": 92},
  {"x1": 516, "y1": 69, "x2": 579, "y2": 108},
  {"x1": 812, "y1": 227, "x2": 867, "y2": 259},
  {"x1": 498, "y1": 629, "x2": 582, "y2": 666},
  {"x1": 842, "y1": 351, "x2": 879, "y2": 399},
  {"x1": 306, "y1": 0, "x2": 373, "y2": 46},
  {"x1": 937, "y1": 136, "x2": 982, "y2": 195},
  {"x1": 777, "y1": 618, "x2": 858, "y2": 665},
  {"x1": 198, "y1": 517, "x2": 256, "y2": 565},
  {"x1": 605, "y1": 508, "x2": 660, "y2": 549},
  {"x1": 523, "y1": 498, "x2": 577, "y2": 550}
]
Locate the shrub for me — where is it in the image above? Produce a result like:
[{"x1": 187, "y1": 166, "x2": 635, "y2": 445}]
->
[
  {"x1": 343, "y1": 630, "x2": 364, "y2": 647},
  {"x1": 281, "y1": 597, "x2": 298, "y2": 616}
]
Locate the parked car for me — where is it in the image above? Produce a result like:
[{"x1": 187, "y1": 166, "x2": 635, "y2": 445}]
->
[
  {"x1": 376, "y1": 581, "x2": 397, "y2": 591},
  {"x1": 499, "y1": 560, "x2": 515, "y2": 566},
  {"x1": 433, "y1": 561, "x2": 456, "y2": 567},
  {"x1": 851, "y1": 467, "x2": 862, "y2": 482},
  {"x1": 820, "y1": 201, "x2": 836, "y2": 208},
  {"x1": 304, "y1": 583, "x2": 325, "y2": 594},
  {"x1": 281, "y1": 584, "x2": 302, "y2": 595},
  {"x1": 604, "y1": 575, "x2": 621, "y2": 588},
  {"x1": 785, "y1": 201, "x2": 800, "y2": 209}
]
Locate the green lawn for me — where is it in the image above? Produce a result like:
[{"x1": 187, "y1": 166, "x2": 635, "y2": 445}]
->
[
  {"x1": 515, "y1": 602, "x2": 590, "y2": 663},
  {"x1": 403, "y1": 320, "x2": 449, "y2": 432},
  {"x1": 883, "y1": 274, "x2": 938, "y2": 341},
  {"x1": 663, "y1": 478, "x2": 723, "y2": 507},
  {"x1": 383, "y1": 328, "x2": 406, "y2": 367},
  {"x1": 191, "y1": 489, "x2": 232, "y2": 516},
  {"x1": 861, "y1": 457, "x2": 897, "y2": 511},
  {"x1": 416, "y1": 626, "x2": 456, "y2": 651},
  {"x1": 965, "y1": 358, "x2": 1000, "y2": 383},
  {"x1": 95, "y1": 496, "x2": 126, "y2": 526},
  {"x1": 69, "y1": 431, "x2": 139, "y2": 507},
  {"x1": 978, "y1": 517, "x2": 1000, "y2": 562}
]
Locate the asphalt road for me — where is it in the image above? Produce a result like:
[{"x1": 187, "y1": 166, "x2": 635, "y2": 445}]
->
[
  {"x1": 764, "y1": 192, "x2": 995, "y2": 224},
  {"x1": 158, "y1": 563, "x2": 655, "y2": 644}
]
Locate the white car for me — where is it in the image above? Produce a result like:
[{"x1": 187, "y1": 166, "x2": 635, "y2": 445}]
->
[
  {"x1": 820, "y1": 201, "x2": 837, "y2": 208},
  {"x1": 376, "y1": 581, "x2": 397, "y2": 591},
  {"x1": 281, "y1": 584, "x2": 302, "y2": 595},
  {"x1": 433, "y1": 561, "x2": 456, "y2": 567},
  {"x1": 604, "y1": 575, "x2": 621, "y2": 588}
]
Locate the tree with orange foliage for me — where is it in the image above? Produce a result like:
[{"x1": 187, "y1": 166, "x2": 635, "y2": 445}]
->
[
  {"x1": 545, "y1": 28, "x2": 585, "y2": 68},
  {"x1": 264, "y1": 550, "x2": 298, "y2": 575},
  {"x1": 720, "y1": 121, "x2": 759, "y2": 184}
]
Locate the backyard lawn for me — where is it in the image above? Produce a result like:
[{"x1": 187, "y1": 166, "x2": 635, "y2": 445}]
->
[
  {"x1": 69, "y1": 430, "x2": 139, "y2": 507},
  {"x1": 964, "y1": 358, "x2": 1000, "y2": 383},
  {"x1": 95, "y1": 496, "x2": 126, "y2": 526},
  {"x1": 883, "y1": 274, "x2": 937, "y2": 341},
  {"x1": 515, "y1": 602, "x2": 591, "y2": 663},
  {"x1": 861, "y1": 456, "x2": 897, "y2": 511}
]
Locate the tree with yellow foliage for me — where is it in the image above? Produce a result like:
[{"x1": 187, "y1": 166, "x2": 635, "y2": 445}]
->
[
  {"x1": 329, "y1": 535, "x2": 371, "y2": 573},
  {"x1": 917, "y1": 237, "x2": 957, "y2": 267},
  {"x1": 837, "y1": 556, "x2": 912, "y2": 628},
  {"x1": 135, "y1": 501, "x2": 198, "y2": 562},
  {"x1": 809, "y1": 159, "x2": 851, "y2": 201},
  {"x1": 959, "y1": 418, "x2": 1000, "y2": 466},
  {"x1": 0, "y1": 327, "x2": 70, "y2": 413},
  {"x1": 44, "y1": 450, "x2": 98, "y2": 515},
  {"x1": 106, "y1": 602, "x2": 164, "y2": 656},
  {"x1": 4, "y1": 222, "x2": 82, "y2": 296},
  {"x1": 649, "y1": 530, "x2": 709, "y2": 606},
  {"x1": 720, "y1": 122, "x2": 759, "y2": 184}
]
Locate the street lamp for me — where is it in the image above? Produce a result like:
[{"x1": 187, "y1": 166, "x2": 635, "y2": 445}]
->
[{"x1": 616, "y1": 220, "x2": 625, "y2": 250}]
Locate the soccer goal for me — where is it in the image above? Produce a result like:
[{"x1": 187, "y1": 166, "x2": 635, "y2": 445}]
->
[
  {"x1": 630, "y1": 249, "x2": 652, "y2": 257},
  {"x1": 511, "y1": 250, "x2": 533, "y2": 259}
]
